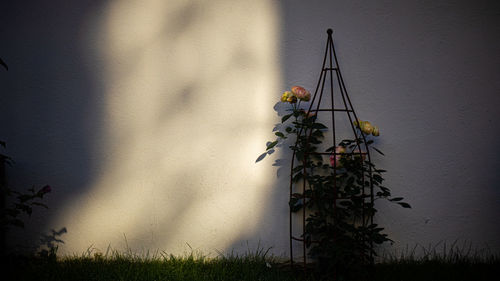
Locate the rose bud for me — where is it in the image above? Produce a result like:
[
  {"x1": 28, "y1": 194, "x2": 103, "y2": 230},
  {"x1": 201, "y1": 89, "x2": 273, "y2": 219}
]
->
[
  {"x1": 287, "y1": 95, "x2": 297, "y2": 103},
  {"x1": 281, "y1": 91, "x2": 291, "y2": 102},
  {"x1": 372, "y1": 126, "x2": 380, "y2": 136}
]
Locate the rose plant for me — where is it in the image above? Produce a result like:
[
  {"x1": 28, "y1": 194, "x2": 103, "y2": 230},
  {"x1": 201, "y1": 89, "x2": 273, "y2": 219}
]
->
[
  {"x1": 258, "y1": 86, "x2": 410, "y2": 278},
  {"x1": 1, "y1": 60, "x2": 53, "y2": 256}
]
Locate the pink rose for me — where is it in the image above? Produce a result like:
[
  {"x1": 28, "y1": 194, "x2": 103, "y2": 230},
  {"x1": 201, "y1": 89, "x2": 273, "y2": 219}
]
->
[
  {"x1": 306, "y1": 111, "x2": 317, "y2": 118},
  {"x1": 330, "y1": 146, "x2": 345, "y2": 168},
  {"x1": 291, "y1": 86, "x2": 311, "y2": 101}
]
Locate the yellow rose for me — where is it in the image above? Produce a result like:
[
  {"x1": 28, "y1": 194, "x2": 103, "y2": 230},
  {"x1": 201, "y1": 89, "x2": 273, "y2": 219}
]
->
[
  {"x1": 372, "y1": 126, "x2": 380, "y2": 136},
  {"x1": 353, "y1": 119, "x2": 361, "y2": 128},
  {"x1": 361, "y1": 121, "x2": 373, "y2": 135},
  {"x1": 281, "y1": 91, "x2": 291, "y2": 102}
]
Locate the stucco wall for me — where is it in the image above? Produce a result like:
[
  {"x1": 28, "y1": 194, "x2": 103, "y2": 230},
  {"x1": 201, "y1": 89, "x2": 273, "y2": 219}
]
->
[{"x1": 1, "y1": 0, "x2": 499, "y2": 257}]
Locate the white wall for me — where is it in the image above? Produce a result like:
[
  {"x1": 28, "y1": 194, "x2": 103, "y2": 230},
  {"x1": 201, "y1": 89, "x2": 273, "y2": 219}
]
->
[
  {"x1": 280, "y1": 0, "x2": 500, "y2": 255},
  {"x1": 1, "y1": 0, "x2": 499, "y2": 257}
]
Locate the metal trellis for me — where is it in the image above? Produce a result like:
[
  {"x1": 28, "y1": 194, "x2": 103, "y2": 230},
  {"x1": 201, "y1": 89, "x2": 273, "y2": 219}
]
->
[{"x1": 289, "y1": 28, "x2": 375, "y2": 271}]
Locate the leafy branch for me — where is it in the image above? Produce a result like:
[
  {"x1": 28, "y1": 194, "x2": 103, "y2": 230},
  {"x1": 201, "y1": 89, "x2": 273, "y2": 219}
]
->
[{"x1": 257, "y1": 86, "x2": 411, "y2": 276}]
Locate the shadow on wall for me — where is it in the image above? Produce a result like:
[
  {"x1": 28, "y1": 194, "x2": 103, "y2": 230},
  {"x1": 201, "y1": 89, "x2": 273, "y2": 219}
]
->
[
  {"x1": 0, "y1": 0, "x2": 105, "y2": 251},
  {"x1": 1, "y1": 0, "x2": 288, "y2": 256}
]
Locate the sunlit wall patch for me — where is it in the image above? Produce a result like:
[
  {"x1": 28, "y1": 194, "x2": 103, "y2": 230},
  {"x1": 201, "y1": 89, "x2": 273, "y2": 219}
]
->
[{"x1": 53, "y1": 0, "x2": 284, "y2": 256}]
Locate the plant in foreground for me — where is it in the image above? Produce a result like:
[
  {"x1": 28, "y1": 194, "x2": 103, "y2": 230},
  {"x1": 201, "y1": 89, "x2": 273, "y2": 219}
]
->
[
  {"x1": 258, "y1": 86, "x2": 410, "y2": 278},
  {"x1": 0, "y1": 140, "x2": 52, "y2": 257}
]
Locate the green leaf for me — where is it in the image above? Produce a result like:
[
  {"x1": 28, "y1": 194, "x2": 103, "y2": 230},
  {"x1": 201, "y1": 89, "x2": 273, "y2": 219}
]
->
[
  {"x1": 281, "y1": 114, "x2": 292, "y2": 123},
  {"x1": 373, "y1": 174, "x2": 383, "y2": 183},
  {"x1": 0, "y1": 57, "x2": 8, "y2": 71},
  {"x1": 31, "y1": 202, "x2": 48, "y2": 209},
  {"x1": 311, "y1": 123, "x2": 327, "y2": 130},
  {"x1": 285, "y1": 127, "x2": 292, "y2": 133},
  {"x1": 266, "y1": 140, "x2": 278, "y2": 150},
  {"x1": 296, "y1": 151, "x2": 304, "y2": 161},
  {"x1": 289, "y1": 197, "x2": 304, "y2": 212},
  {"x1": 292, "y1": 172, "x2": 303, "y2": 182},
  {"x1": 397, "y1": 202, "x2": 411, "y2": 208},
  {"x1": 379, "y1": 186, "x2": 390, "y2": 192},
  {"x1": 312, "y1": 130, "x2": 323, "y2": 138},
  {"x1": 274, "y1": 132, "x2": 285, "y2": 138},
  {"x1": 309, "y1": 137, "x2": 321, "y2": 144},
  {"x1": 378, "y1": 186, "x2": 391, "y2": 197}
]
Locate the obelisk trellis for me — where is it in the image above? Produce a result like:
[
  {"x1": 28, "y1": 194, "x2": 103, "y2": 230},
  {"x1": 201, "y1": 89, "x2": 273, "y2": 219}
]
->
[{"x1": 289, "y1": 29, "x2": 375, "y2": 269}]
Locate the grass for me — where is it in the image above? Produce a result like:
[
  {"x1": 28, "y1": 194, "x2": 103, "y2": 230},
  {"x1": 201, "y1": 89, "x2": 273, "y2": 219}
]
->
[
  {"x1": 7, "y1": 255, "x2": 297, "y2": 281},
  {"x1": 372, "y1": 241, "x2": 500, "y2": 281},
  {"x1": 2, "y1": 242, "x2": 499, "y2": 281},
  {"x1": 3, "y1": 246, "x2": 304, "y2": 281}
]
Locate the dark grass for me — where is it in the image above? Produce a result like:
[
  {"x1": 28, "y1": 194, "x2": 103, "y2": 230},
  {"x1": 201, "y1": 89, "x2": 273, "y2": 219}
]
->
[
  {"x1": 2, "y1": 243, "x2": 499, "y2": 281},
  {"x1": 2, "y1": 248, "x2": 305, "y2": 281},
  {"x1": 374, "y1": 260, "x2": 498, "y2": 281},
  {"x1": 3, "y1": 255, "x2": 299, "y2": 281},
  {"x1": 372, "y1": 241, "x2": 500, "y2": 281}
]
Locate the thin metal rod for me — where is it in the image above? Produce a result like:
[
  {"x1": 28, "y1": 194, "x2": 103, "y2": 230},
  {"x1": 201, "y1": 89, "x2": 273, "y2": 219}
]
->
[
  {"x1": 328, "y1": 32, "x2": 338, "y2": 219},
  {"x1": 289, "y1": 30, "x2": 331, "y2": 269},
  {"x1": 301, "y1": 52, "x2": 329, "y2": 269},
  {"x1": 291, "y1": 236, "x2": 320, "y2": 243},
  {"x1": 331, "y1": 30, "x2": 375, "y2": 263},
  {"x1": 304, "y1": 151, "x2": 368, "y2": 155},
  {"x1": 310, "y1": 108, "x2": 353, "y2": 112}
]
